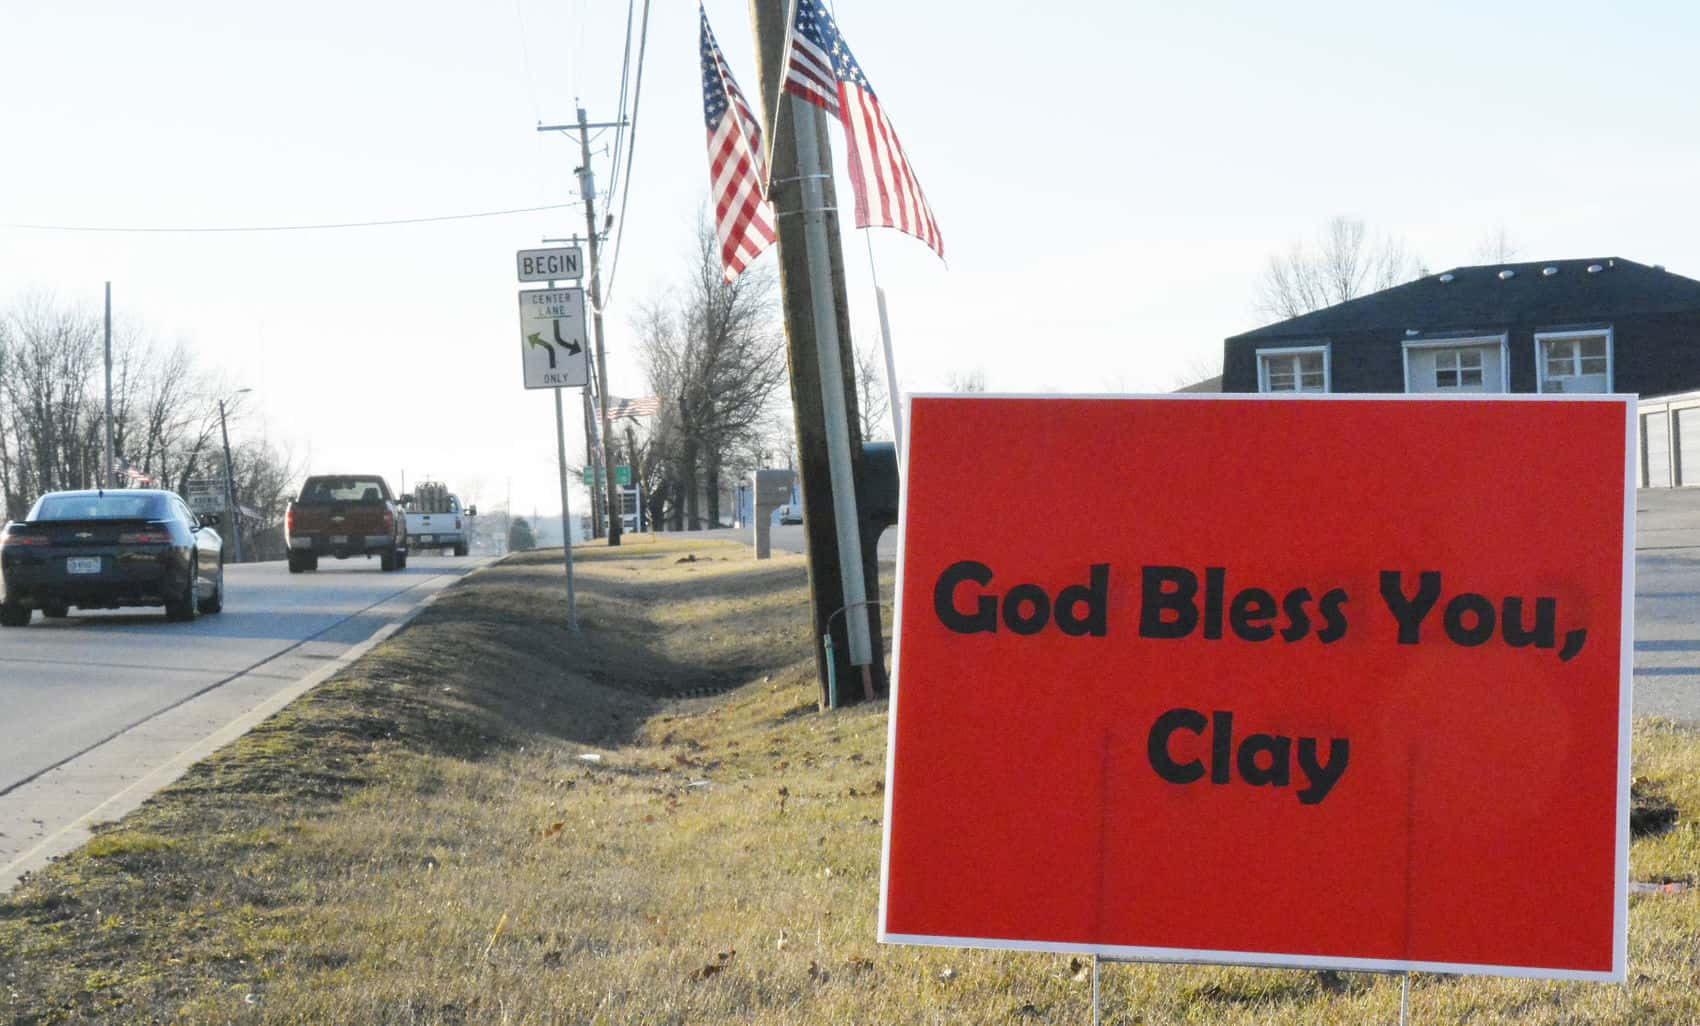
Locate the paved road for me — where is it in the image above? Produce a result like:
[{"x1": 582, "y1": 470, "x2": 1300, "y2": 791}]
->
[
  {"x1": 1, "y1": 554, "x2": 488, "y2": 888},
  {"x1": 1632, "y1": 488, "x2": 1700, "y2": 723}
]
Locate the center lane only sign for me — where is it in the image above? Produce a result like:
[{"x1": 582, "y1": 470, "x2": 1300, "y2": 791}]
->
[
  {"x1": 881, "y1": 395, "x2": 1634, "y2": 981},
  {"x1": 517, "y1": 287, "x2": 589, "y2": 389}
]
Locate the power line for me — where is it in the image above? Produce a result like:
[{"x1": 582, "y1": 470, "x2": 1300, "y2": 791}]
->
[
  {"x1": 606, "y1": 0, "x2": 638, "y2": 194},
  {"x1": 600, "y1": 0, "x2": 652, "y2": 307},
  {"x1": 2, "y1": 201, "x2": 583, "y2": 234}
]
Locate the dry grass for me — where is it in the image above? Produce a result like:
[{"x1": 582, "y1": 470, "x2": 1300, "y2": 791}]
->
[{"x1": 2, "y1": 535, "x2": 1697, "y2": 1024}]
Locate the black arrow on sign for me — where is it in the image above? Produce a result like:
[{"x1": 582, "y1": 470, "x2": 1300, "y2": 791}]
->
[{"x1": 553, "y1": 319, "x2": 583, "y2": 356}]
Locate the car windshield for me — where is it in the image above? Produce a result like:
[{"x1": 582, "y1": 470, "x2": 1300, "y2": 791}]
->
[
  {"x1": 32, "y1": 493, "x2": 166, "y2": 521},
  {"x1": 301, "y1": 478, "x2": 387, "y2": 503}
]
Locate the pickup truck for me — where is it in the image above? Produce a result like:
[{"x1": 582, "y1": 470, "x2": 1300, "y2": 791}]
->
[
  {"x1": 284, "y1": 474, "x2": 408, "y2": 573},
  {"x1": 401, "y1": 482, "x2": 475, "y2": 557}
]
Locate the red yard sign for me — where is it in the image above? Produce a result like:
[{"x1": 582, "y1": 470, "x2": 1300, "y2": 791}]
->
[{"x1": 881, "y1": 395, "x2": 1634, "y2": 980}]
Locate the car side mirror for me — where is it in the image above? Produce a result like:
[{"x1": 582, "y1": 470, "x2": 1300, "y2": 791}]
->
[
  {"x1": 400, "y1": 493, "x2": 414, "y2": 505},
  {"x1": 466, "y1": 506, "x2": 477, "y2": 517},
  {"x1": 196, "y1": 513, "x2": 219, "y2": 528}
]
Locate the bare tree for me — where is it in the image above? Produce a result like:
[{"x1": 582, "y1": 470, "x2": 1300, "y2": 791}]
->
[
  {"x1": 947, "y1": 368, "x2": 988, "y2": 393},
  {"x1": 1258, "y1": 216, "x2": 1424, "y2": 322},
  {"x1": 636, "y1": 215, "x2": 789, "y2": 529},
  {"x1": 1475, "y1": 224, "x2": 1519, "y2": 264},
  {"x1": 854, "y1": 337, "x2": 890, "y2": 442}
]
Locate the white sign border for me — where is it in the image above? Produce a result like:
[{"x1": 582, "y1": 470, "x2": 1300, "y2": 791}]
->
[{"x1": 877, "y1": 392, "x2": 1634, "y2": 983}]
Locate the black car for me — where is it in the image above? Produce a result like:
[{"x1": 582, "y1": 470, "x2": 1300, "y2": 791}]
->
[{"x1": 0, "y1": 489, "x2": 225, "y2": 626}]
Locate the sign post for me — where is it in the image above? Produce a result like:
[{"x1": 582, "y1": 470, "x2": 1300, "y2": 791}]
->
[{"x1": 882, "y1": 395, "x2": 1634, "y2": 983}]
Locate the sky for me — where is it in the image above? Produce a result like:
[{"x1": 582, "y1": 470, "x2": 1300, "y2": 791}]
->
[{"x1": 3, "y1": 1, "x2": 1697, "y2": 518}]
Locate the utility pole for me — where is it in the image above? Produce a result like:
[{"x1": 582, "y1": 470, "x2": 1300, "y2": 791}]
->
[
  {"x1": 544, "y1": 232, "x2": 604, "y2": 539},
  {"x1": 217, "y1": 394, "x2": 246, "y2": 563},
  {"x1": 103, "y1": 282, "x2": 114, "y2": 489},
  {"x1": 537, "y1": 109, "x2": 625, "y2": 546},
  {"x1": 748, "y1": 0, "x2": 886, "y2": 706}
]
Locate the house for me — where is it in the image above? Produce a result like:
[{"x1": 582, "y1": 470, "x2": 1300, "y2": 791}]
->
[
  {"x1": 1221, "y1": 257, "x2": 1700, "y2": 486},
  {"x1": 1223, "y1": 257, "x2": 1700, "y2": 398}
]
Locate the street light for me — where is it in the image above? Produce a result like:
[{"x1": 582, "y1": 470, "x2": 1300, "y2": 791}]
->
[{"x1": 218, "y1": 388, "x2": 252, "y2": 563}]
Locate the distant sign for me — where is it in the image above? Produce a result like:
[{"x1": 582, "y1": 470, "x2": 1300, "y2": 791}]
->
[
  {"x1": 517, "y1": 288, "x2": 589, "y2": 389},
  {"x1": 882, "y1": 395, "x2": 1634, "y2": 981},
  {"x1": 581, "y1": 465, "x2": 631, "y2": 487},
  {"x1": 184, "y1": 478, "x2": 227, "y2": 514},
  {"x1": 516, "y1": 246, "x2": 583, "y2": 282}
]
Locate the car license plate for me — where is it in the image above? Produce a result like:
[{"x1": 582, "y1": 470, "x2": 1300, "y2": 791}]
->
[
  {"x1": 66, "y1": 556, "x2": 102, "y2": 575},
  {"x1": 418, "y1": 534, "x2": 435, "y2": 543},
  {"x1": 330, "y1": 534, "x2": 349, "y2": 544}
]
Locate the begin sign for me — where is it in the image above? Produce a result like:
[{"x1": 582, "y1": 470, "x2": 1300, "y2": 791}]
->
[{"x1": 881, "y1": 395, "x2": 1633, "y2": 981}]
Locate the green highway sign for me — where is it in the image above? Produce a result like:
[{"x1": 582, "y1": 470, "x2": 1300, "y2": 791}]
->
[{"x1": 581, "y1": 466, "x2": 632, "y2": 486}]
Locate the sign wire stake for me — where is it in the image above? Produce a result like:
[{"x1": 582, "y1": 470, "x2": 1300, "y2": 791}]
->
[
  {"x1": 1399, "y1": 970, "x2": 1410, "y2": 1026},
  {"x1": 1091, "y1": 954, "x2": 1100, "y2": 1026}
]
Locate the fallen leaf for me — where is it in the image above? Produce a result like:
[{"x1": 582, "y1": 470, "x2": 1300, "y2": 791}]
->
[{"x1": 543, "y1": 822, "x2": 565, "y2": 840}]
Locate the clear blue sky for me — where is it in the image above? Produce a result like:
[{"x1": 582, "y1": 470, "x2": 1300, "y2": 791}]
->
[{"x1": 2, "y1": 1, "x2": 1695, "y2": 516}]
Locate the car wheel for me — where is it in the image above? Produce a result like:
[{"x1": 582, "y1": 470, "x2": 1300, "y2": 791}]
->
[
  {"x1": 288, "y1": 552, "x2": 305, "y2": 574},
  {"x1": 201, "y1": 561, "x2": 224, "y2": 614},
  {"x1": 400, "y1": 549, "x2": 409, "y2": 569},
  {"x1": 306, "y1": 555, "x2": 318, "y2": 572},
  {"x1": 380, "y1": 549, "x2": 397, "y2": 572},
  {"x1": 454, "y1": 543, "x2": 468, "y2": 557},
  {"x1": 165, "y1": 576, "x2": 199, "y2": 622},
  {"x1": 42, "y1": 604, "x2": 69, "y2": 619},
  {"x1": 0, "y1": 603, "x2": 31, "y2": 627}
]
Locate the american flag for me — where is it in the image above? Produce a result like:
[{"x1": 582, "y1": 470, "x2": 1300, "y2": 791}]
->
[
  {"x1": 784, "y1": 0, "x2": 943, "y2": 259},
  {"x1": 608, "y1": 395, "x2": 663, "y2": 422},
  {"x1": 701, "y1": 6, "x2": 776, "y2": 282}
]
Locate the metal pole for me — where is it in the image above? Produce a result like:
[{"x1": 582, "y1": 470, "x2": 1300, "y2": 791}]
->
[
  {"x1": 576, "y1": 106, "x2": 622, "y2": 547},
  {"x1": 875, "y1": 286, "x2": 904, "y2": 457},
  {"x1": 217, "y1": 399, "x2": 242, "y2": 563},
  {"x1": 1399, "y1": 971, "x2": 1410, "y2": 1026},
  {"x1": 793, "y1": 96, "x2": 874, "y2": 672},
  {"x1": 103, "y1": 282, "x2": 114, "y2": 489},
  {"x1": 554, "y1": 388, "x2": 579, "y2": 630},
  {"x1": 1091, "y1": 954, "x2": 1101, "y2": 1026}
]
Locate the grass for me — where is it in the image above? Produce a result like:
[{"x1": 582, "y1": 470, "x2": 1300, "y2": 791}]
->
[{"x1": 0, "y1": 534, "x2": 1696, "y2": 1024}]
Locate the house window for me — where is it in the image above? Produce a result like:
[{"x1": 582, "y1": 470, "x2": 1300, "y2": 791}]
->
[
  {"x1": 1435, "y1": 349, "x2": 1484, "y2": 388},
  {"x1": 1536, "y1": 331, "x2": 1612, "y2": 393},
  {"x1": 1258, "y1": 347, "x2": 1328, "y2": 393}
]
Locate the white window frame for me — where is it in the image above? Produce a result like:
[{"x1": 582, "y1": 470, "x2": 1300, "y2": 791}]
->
[
  {"x1": 1256, "y1": 344, "x2": 1330, "y2": 394},
  {"x1": 1534, "y1": 328, "x2": 1614, "y2": 394},
  {"x1": 1400, "y1": 335, "x2": 1509, "y2": 393}
]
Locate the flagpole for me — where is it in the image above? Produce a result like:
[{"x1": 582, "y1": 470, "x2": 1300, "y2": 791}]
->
[
  {"x1": 763, "y1": 0, "x2": 801, "y2": 178},
  {"x1": 862, "y1": 233, "x2": 904, "y2": 457}
]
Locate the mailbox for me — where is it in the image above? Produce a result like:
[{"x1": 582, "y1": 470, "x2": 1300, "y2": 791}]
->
[{"x1": 857, "y1": 442, "x2": 899, "y2": 540}]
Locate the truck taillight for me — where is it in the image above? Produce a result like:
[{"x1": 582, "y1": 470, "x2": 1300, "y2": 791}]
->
[
  {"x1": 384, "y1": 510, "x2": 394, "y2": 531},
  {"x1": 286, "y1": 509, "x2": 295, "y2": 533},
  {"x1": 455, "y1": 518, "x2": 462, "y2": 530}
]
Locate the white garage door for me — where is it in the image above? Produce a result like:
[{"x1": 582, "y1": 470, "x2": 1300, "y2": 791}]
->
[
  {"x1": 1678, "y1": 408, "x2": 1700, "y2": 486},
  {"x1": 1645, "y1": 411, "x2": 1673, "y2": 488}
]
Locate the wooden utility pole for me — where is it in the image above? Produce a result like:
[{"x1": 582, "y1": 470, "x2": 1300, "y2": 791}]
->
[
  {"x1": 537, "y1": 111, "x2": 626, "y2": 545},
  {"x1": 749, "y1": 0, "x2": 887, "y2": 706}
]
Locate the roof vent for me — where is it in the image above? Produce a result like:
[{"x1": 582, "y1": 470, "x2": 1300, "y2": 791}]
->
[
  {"x1": 1438, "y1": 273, "x2": 1455, "y2": 283},
  {"x1": 1542, "y1": 266, "x2": 1559, "y2": 276},
  {"x1": 1498, "y1": 269, "x2": 1516, "y2": 280},
  {"x1": 1587, "y1": 264, "x2": 1604, "y2": 274},
  {"x1": 1654, "y1": 264, "x2": 1667, "y2": 272}
]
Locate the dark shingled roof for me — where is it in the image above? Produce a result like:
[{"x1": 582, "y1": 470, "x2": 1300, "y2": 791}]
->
[{"x1": 1230, "y1": 258, "x2": 1700, "y2": 342}]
